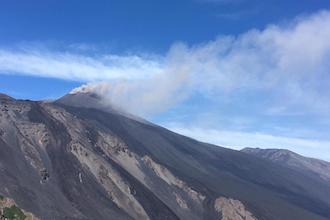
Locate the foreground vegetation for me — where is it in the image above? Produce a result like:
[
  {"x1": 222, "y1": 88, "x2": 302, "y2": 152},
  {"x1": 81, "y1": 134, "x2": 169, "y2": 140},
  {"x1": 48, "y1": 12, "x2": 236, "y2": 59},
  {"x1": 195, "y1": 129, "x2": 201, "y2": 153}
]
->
[{"x1": 1, "y1": 205, "x2": 26, "y2": 220}]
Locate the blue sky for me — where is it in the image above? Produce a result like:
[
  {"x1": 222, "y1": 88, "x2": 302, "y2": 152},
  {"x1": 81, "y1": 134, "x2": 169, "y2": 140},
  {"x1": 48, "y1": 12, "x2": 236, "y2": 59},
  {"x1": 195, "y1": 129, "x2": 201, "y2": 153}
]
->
[{"x1": 1, "y1": 0, "x2": 330, "y2": 160}]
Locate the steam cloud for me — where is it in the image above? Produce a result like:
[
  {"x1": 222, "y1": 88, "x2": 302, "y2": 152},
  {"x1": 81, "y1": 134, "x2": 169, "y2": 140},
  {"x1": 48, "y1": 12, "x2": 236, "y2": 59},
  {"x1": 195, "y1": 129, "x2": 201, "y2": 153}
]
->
[{"x1": 1, "y1": 10, "x2": 330, "y2": 115}]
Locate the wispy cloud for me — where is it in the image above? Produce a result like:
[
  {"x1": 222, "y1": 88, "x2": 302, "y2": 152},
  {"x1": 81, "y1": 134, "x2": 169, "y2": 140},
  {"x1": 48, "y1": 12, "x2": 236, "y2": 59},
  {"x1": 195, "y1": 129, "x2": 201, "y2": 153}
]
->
[
  {"x1": 1, "y1": 10, "x2": 330, "y2": 159},
  {"x1": 165, "y1": 124, "x2": 330, "y2": 161},
  {"x1": 0, "y1": 49, "x2": 162, "y2": 81},
  {"x1": 0, "y1": 10, "x2": 330, "y2": 116}
]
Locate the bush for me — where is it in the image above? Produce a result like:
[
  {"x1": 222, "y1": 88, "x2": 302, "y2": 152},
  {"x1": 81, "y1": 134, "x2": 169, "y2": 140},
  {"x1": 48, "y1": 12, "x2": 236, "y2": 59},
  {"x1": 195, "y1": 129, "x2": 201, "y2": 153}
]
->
[{"x1": 3, "y1": 205, "x2": 26, "y2": 220}]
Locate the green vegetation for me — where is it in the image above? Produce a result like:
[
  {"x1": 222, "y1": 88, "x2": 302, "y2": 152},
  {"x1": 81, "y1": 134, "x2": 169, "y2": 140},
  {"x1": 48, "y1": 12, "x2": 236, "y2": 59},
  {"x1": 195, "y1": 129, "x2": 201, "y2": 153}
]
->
[
  {"x1": 0, "y1": 194, "x2": 4, "y2": 200},
  {"x1": 3, "y1": 205, "x2": 26, "y2": 220}
]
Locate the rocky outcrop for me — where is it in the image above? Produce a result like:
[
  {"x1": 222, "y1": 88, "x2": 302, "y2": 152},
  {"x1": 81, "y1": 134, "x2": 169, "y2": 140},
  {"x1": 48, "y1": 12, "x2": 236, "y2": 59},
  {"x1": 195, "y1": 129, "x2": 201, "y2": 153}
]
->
[
  {"x1": 70, "y1": 142, "x2": 150, "y2": 220},
  {"x1": 214, "y1": 197, "x2": 256, "y2": 220}
]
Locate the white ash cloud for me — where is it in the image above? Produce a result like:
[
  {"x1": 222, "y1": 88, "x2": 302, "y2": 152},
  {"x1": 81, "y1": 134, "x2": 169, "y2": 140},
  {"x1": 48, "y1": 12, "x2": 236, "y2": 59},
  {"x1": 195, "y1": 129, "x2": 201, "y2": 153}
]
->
[{"x1": 2, "y1": 10, "x2": 330, "y2": 115}]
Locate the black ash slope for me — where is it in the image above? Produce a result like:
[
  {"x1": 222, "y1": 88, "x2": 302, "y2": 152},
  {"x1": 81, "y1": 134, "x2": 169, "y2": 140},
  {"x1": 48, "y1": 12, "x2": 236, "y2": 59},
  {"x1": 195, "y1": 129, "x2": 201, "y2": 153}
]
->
[{"x1": 0, "y1": 92, "x2": 329, "y2": 220}]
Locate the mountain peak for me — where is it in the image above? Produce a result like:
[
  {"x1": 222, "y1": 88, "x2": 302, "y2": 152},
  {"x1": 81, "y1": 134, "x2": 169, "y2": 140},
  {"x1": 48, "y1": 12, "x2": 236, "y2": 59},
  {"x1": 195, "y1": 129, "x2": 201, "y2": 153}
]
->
[
  {"x1": 55, "y1": 90, "x2": 147, "y2": 123},
  {"x1": 242, "y1": 147, "x2": 294, "y2": 156},
  {"x1": 241, "y1": 147, "x2": 330, "y2": 183},
  {"x1": 0, "y1": 93, "x2": 14, "y2": 101},
  {"x1": 55, "y1": 91, "x2": 112, "y2": 111}
]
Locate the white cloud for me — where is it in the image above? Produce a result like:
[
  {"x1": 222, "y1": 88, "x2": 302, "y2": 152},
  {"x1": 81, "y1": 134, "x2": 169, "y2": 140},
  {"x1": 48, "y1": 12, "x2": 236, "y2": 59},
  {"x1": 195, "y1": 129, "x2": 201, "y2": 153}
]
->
[
  {"x1": 0, "y1": 49, "x2": 162, "y2": 81},
  {"x1": 1, "y1": 10, "x2": 330, "y2": 160},
  {"x1": 0, "y1": 10, "x2": 330, "y2": 116},
  {"x1": 165, "y1": 124, "x2": 330, "y2": 161}
]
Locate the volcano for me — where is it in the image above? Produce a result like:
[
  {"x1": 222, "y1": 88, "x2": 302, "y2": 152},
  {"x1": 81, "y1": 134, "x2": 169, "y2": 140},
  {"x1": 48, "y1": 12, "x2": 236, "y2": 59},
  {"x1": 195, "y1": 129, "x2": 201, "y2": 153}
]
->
[{"x1": 0, "y1": 92, "x2": 329, "y2": 220}]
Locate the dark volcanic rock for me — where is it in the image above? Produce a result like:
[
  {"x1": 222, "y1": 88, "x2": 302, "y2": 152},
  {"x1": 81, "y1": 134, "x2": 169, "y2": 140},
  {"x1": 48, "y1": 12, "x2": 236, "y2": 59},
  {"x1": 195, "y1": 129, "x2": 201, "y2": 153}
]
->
[
  {"x1": 241, "y1": 147, "x2": 330, "y2": 184},
  {"x1": 0, "y1": 93, "x2": 330, "y2": 220}
]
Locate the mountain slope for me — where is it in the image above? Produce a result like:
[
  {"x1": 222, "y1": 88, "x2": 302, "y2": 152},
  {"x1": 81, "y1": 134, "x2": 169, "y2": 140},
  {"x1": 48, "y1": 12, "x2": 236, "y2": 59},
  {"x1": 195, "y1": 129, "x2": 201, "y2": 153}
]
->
[
  {"x1": 241, "y1": 147, "x2": 330, "y2": 184},
  {"x1": 0, "y1": 92, "x2": 330, "y2": 220}
]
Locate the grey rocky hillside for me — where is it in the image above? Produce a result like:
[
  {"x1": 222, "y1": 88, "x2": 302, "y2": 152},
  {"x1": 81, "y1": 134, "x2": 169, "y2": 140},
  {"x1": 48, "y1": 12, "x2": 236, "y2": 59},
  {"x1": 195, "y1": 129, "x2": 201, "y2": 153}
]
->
[{"x1": 0, "y1": 92, "x2": 330, "y2": 220}]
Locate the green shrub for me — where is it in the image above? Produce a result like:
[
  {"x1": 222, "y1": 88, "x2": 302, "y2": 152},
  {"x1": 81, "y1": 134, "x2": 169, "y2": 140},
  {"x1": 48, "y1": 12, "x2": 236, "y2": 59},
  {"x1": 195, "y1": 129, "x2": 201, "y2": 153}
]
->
[
  {"x1": 0, "y1": 194, "x2": 4, "y2": 200},
  {"x1": 3, "y1": 205, "x2": 26, "y2": 220}
]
